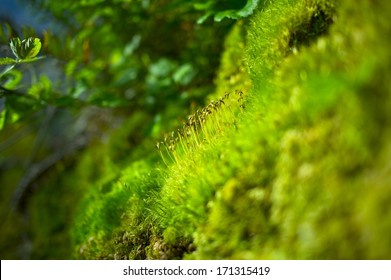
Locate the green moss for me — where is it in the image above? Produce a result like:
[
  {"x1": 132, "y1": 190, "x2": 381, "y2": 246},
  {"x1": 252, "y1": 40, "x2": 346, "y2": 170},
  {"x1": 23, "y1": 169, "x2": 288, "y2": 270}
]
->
[
  {"x1": 4, "y1": 0, "x2": 390, "y2": 260},
  {"x1": 70, "y1": 159, "x2": 158, "y2": 259},
  {"x1": 68, "y1": 0, "x2": 391, "y2": 259},
  {"x1": 186, "y1": 0, "x2": 391, "y2": 259},
  {"x1": 211, "y1": 21, "x2": 252, "y2": 100}
]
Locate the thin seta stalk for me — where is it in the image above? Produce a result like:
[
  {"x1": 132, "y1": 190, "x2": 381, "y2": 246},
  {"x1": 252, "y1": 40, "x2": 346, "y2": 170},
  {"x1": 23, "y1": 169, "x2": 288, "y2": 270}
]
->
[{"x1": 156, "y1": 90, "x2": 246, "y2": 167}]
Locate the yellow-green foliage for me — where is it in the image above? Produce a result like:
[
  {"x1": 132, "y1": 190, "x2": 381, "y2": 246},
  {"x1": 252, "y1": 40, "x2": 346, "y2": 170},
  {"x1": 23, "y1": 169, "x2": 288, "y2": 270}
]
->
[
  {"x1": 71, "y1": 160, "x2": 160, "y2": 259},
  {"x1": 49, "y1": 0, "x2": 391, "y2": 259},
  {"x1": 188, "y1": 0, "x2": 391, "y2": 259},
  {"x1": 211, "y1": 21, "x2": 251, "y2": 100}
]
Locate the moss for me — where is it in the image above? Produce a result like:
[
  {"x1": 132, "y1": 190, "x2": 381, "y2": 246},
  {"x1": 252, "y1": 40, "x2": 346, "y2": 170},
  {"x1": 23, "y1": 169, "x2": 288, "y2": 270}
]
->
[
  {"x1": 186, "y1": 0, "x2": 391, "y2": 259},
  {"x1": 3, "y1": 0, "x2": 390, "y2": 260},
  {"x1": 68, "y1": 0, "x2": 391, "y2": 259},
  {"x1": 211, "y1": 21, "x2": 252, "y2": 100},
  {"x1": 71, "y1": 160, "x2": 160, "y2": 259}
]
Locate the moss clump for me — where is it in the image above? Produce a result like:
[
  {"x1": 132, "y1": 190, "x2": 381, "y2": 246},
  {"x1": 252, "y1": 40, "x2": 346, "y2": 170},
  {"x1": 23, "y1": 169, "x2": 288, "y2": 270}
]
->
[
  {"x1": 5, "y1": 0, "x2": 390, "y2": 260},
  {"x1": 71, "y1": 160, "x2": 160, "y2": 259},
  {"x1": 188, "y1": 0, "x2": 391, "y2": 259},
  {"x1": 69, "y1": 0, "x2": 391, "y2": 259}
]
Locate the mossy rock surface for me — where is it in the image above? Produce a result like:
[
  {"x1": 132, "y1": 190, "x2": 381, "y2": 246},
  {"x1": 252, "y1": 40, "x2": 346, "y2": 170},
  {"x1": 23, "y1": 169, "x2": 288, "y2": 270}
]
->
[
  {"x1": 1, "y1": 0, "x2": 390, "y2": 260},
  {"x1": 69, "y1": 0, "x2": 391, "y2": 259}
]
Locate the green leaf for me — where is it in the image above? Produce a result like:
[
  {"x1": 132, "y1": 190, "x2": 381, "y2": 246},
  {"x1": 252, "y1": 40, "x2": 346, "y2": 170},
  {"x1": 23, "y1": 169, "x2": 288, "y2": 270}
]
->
[
  {"x1": 9, "y1": 37, "x2": 21, "y2": 59},
  {"x1": 9, "y1": 37, "x2": 42, "y2": 60},
  {"x1": 17, "y1": 56, "x2": 45, "y2": 64},
  {"x1": 195, "y1": 0, "x2": 261, "y2": 23},
  {"x1": 0, "y1": 57, "x2": 17, "y2": 66},
  {"x1": 214, "y1": 0, "x2": 260, "y2": 21},
  {"x1": 21, "y1": 38, "x2": 42, "y2": 59}
]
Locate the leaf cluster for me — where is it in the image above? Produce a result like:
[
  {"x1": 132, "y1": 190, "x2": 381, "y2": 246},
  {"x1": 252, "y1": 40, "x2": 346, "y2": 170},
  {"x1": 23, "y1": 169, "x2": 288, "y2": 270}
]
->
[{"x1": 0, "y1": 37, "x2": 42, "y2": 66}]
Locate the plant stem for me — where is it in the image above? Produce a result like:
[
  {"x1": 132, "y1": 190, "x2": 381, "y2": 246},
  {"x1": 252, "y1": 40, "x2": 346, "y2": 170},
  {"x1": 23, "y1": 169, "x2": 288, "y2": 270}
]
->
[{"x1": 0, "y1": 63, "x2": 16, "y2": 79}]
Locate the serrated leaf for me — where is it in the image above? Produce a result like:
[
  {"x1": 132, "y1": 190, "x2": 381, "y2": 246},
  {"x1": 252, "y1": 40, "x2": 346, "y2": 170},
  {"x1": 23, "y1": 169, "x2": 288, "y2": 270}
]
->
[
  {"x1": 9, "y1": 37, "x2": 42, "y2": 60},
  {"x1": 20, "y1": 38, "x2": 42, "y2": 59},
  {"x1": 0, "y1": 57, "x2": 17, "y2": 66},
  {"x1": 9, "y1": 37, "x2": 21, "y2": 59}
]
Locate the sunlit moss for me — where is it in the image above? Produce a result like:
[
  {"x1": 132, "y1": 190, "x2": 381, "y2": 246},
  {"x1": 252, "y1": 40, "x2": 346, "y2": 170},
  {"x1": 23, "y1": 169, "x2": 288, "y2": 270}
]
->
[{"x1": 3, "y1": 0, "x2": 390, "y2": 260}]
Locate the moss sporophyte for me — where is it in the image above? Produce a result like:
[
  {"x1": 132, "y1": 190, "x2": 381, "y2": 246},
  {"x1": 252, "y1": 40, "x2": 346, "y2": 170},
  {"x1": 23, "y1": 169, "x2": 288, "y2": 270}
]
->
[{"x1": 156, "y1": 90, "x2": 246, "y2": 166}]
